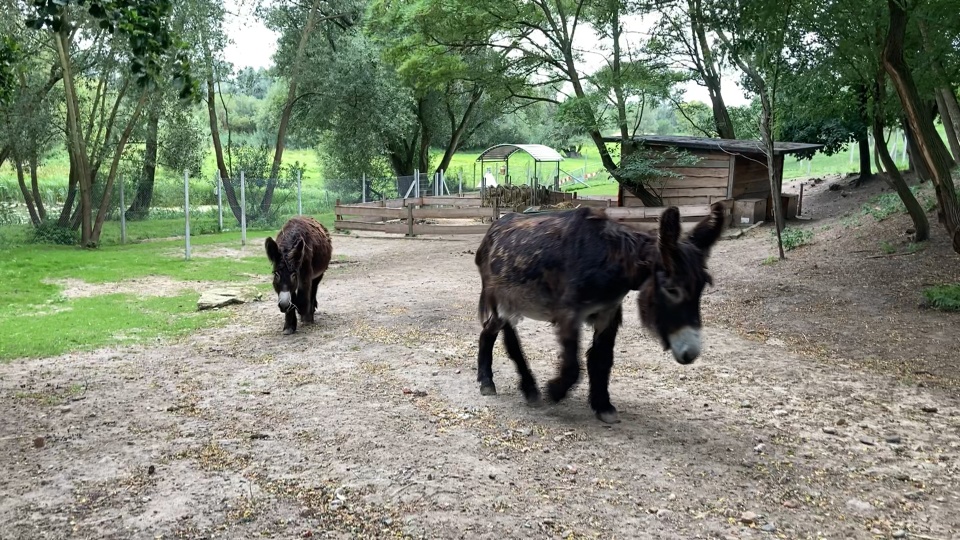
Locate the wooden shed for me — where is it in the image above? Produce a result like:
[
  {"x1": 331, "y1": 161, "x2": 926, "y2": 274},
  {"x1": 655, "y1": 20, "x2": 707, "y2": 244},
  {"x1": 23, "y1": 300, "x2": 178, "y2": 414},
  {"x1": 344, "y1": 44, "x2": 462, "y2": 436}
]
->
[{"x1": 601, "y1": 135, "x2": 823, "y2": 223}]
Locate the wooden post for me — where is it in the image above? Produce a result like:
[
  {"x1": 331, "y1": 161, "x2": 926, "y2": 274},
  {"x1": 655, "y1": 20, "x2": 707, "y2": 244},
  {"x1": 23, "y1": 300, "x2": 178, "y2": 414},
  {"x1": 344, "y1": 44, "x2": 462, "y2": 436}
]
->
[
  {"x1": 406, "y1": 202, "x2": 415, "y2": 236},
  {"x1": 798, "y1": 183, "x2": 804, "y2": 216}
]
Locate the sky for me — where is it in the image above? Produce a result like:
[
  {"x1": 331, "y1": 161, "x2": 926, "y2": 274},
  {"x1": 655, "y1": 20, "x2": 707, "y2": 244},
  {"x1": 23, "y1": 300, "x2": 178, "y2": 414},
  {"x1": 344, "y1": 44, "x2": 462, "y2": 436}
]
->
[{"x1": 220, "y1": 5, "x2": 751, "y2": 107}]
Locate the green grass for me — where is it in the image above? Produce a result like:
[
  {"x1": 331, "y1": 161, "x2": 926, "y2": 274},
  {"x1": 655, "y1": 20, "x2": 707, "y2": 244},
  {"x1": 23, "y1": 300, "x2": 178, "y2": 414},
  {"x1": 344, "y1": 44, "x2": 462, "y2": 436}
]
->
[
  {"x1": 775, "y1": 227, "x2": 814, "y2": 251},
  {"x1": 923, "y1": 283, "x2": 960, "y2": 312},
  {"x1": 0, "y1": 293, "x2": 230, "y2": 360},
  {"x1": 0, "y1": 228, "x2": 291, "y2": 361}
]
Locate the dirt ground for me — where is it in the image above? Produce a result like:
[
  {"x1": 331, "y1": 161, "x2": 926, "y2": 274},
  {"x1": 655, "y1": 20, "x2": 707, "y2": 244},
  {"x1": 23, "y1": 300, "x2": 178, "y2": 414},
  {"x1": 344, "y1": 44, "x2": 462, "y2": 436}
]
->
[{"x1": 2, "y1": 175, "x2": 960, "y2": 540}]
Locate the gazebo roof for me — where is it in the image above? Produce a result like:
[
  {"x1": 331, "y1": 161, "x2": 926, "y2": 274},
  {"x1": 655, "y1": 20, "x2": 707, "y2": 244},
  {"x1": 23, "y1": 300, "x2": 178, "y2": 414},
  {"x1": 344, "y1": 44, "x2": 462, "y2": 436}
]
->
[{"x1": 476, "y1": 144, "x2": 565, "y2": 162}]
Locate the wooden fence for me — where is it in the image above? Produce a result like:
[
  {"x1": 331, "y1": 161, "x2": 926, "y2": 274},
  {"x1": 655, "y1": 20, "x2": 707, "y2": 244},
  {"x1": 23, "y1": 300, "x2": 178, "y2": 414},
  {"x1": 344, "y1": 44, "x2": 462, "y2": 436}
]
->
[{"x1": 334, "y1": 195, "x2": 731, "y2": 237}]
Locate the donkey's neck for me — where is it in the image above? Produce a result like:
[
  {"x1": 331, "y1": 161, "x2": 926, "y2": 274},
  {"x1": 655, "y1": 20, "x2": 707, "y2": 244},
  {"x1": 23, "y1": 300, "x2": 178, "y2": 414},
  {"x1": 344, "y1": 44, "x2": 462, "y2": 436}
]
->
[{"x1": 604, "y1": 223, "x2": 658, "y2": 290}]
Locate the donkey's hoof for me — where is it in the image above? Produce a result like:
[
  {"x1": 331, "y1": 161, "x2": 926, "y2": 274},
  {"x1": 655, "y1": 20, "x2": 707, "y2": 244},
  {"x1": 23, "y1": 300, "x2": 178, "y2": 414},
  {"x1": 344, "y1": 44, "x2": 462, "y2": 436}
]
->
[
  {"x1": 283, "y1": 327, "x2": 296, "y2": 335},
  {"x1": 479, "y1": 382, "x2": 497, "y2": 396},
  {"x1": 546, "y1": 380, "x2": 570, "y2": 403},
  {"x1": 524, "y1": 390, "x2": 543, "y2": 407},
  {"x1": 596, "y1": 409, "x2": 620, "y2": 424}
]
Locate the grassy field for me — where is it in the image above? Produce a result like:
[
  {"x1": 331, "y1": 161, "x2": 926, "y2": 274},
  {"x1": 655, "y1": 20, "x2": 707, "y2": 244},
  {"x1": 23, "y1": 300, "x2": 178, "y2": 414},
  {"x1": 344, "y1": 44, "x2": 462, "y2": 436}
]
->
[{"x1": 0, "y1": 213, "x2": 335, "y2": 360}]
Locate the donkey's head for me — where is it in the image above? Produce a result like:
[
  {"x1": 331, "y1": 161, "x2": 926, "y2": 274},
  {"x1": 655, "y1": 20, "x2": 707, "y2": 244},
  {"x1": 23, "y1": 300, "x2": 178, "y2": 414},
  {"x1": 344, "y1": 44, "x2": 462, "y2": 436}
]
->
[
  {"x1": 265, "y1": 235, "x2": 308, "y2": 313},
  {"x1": 638, "y1": 203, "x2": 725, "y2": 365}
]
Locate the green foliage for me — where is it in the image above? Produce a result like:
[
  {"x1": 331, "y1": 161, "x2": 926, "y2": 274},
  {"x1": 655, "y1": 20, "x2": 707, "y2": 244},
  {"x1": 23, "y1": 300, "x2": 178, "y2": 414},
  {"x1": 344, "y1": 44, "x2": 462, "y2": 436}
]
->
[
  {"x1": 761, "y1": 255, "x2": 779, "y2": 265},
  {"x1": 30, "y1": 222, "x2": 78, "y2": 245},
  {"x1": 774, "y1": 227, "x2": 813, "y2": 251},
  {"x1": 611, "y1": 146, "x2": 701, "y2": 198},
  {"x1": 923, "y1": 284, "x2": 960, "y2": 312},
  {"x1": 880, "y1": 241, "x2": 896, "y2": 254},
  {"x1": 0, "y1": 35, "x2": 21, "y2": 105},
  {"x1": 25, "y1": 0, "x2": 199, "y2": 100}
]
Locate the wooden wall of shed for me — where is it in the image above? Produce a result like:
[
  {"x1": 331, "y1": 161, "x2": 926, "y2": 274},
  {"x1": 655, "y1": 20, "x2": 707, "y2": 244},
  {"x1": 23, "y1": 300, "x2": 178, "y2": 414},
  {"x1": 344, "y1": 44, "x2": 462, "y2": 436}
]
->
[
  {"x1": 620, "y1": 149, "x2": 732, "y2": 207},
  {"x1": 730, "y1": 154, "x2": 785, "y2": 220}
]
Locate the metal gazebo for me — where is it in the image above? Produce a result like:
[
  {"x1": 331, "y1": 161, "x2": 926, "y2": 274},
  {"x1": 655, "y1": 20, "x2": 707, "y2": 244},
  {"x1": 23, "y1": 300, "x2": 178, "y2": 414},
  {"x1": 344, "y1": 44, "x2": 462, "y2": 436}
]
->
[{"x1": 475, "y1": 143, "x2": 564, "y2": 198}]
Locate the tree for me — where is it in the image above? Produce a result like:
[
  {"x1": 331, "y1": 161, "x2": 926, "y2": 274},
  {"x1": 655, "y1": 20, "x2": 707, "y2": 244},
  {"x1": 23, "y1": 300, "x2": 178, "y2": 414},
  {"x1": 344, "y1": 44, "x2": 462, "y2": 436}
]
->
[
  {"x1": 24, "y1": 0, "x2": 198, "y2": 246},
  {"x1": 707, "y1": 0, "x2": 797, "y2": 256},
  {"x1": 261, "y1": 0, "x2": 358, "y2": 212},
  {"x1": 654, "y1": 0, "x2": 737, "y2": 138},
  {"x1": 883, "y1": 0, "x2": 960, "y2": 253},
  {"x1": 394, "y1": 0, "x2": 687, "y2": 206}
]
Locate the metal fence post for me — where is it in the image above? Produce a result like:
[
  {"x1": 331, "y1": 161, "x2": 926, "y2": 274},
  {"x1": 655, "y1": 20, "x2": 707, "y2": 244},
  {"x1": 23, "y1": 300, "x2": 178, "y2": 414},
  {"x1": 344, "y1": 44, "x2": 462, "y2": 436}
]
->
[
  {"x1": 184, "y1": 170, "x2": 191, "y2": 260},
  {"x1": 414, "y1": 169, "x2": 420, "y2": 199},
  {"x1": 118, "y1": 177, "x2": 126, "y2": 245},
  {"x1": 362, "y1": 173, "x2": 367, "y2": 204},
  {"x1": 216, "y1": 171, "x2": 223, "y2": 231},
  {"x1": 297, "y1": 169, "x2": 303, "y2": 215},
  {"x1": 240, "y1": 170, "x2": 247, "y2": 247},
  {"x1": 458, "y1": 171, "x2": 463, "y2": 196}
]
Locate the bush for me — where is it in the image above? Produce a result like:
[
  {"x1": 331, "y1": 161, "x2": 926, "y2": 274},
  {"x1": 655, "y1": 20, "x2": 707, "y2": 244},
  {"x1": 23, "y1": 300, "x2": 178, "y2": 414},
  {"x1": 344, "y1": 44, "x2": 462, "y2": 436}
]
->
[
  {"x1": 774, "y1": 227, "x2": 813, "y2": 251},
  {"x1": 923, "y1": 284, "x2": 960, "y2": 312},
  {"x1": 30, "y1": 222, "x2": 78, "y2": 245}
]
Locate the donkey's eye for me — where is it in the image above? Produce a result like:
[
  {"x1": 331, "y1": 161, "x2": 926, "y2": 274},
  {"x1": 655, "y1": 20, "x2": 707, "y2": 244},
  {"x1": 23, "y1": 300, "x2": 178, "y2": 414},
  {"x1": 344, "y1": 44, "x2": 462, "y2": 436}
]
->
[{"x1": 662, "y1": 285, "x2": 685, "y2": 304}]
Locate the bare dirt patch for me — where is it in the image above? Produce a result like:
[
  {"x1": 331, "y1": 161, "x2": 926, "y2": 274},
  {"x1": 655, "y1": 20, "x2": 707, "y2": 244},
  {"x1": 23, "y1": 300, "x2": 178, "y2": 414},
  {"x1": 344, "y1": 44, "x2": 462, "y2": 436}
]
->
[
  {"x1": 45, "y1": 276, "x2": 230, "y2": 299},
  {"x1": 2, "y1": 187, "x2": 960, "y2": 540}
]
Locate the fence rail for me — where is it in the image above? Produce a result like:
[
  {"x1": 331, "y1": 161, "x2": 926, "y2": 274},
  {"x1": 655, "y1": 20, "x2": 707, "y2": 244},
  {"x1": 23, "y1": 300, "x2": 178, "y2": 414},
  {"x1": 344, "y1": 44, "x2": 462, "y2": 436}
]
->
[{"x1": 334, "y1": 194, "x2": 733, "y2": 237}]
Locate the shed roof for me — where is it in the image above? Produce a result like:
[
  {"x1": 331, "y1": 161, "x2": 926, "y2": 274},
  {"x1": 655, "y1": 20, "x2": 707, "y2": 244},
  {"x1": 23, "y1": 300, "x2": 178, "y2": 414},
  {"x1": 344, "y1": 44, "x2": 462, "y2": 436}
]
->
[
  {"x1": 601, "y1": 135, "x2": 824, "y2": 156},
  {"x1": 476, "y1": 143, "x2": 565, "y2": 162}
]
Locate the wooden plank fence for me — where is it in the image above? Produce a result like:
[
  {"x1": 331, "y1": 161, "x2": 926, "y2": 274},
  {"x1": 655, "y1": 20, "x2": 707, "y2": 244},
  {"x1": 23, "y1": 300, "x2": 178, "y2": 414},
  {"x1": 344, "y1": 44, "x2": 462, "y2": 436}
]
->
[{"x1": 334, "y1": 195, "x2": 731, "y2": 236}]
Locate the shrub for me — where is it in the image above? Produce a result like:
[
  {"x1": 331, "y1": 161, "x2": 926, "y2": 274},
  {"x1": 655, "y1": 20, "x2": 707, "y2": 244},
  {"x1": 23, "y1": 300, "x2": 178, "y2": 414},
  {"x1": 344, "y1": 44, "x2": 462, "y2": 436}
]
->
[
  {"x1": 30, "y1": 222, "x2": 78, "y2": 245},
  {"x1": 774, "y1": 227, "x2": 813, "y2": 251},
  {"x1": 923, "y1": 284, "x2": 960, "y2": 312}
]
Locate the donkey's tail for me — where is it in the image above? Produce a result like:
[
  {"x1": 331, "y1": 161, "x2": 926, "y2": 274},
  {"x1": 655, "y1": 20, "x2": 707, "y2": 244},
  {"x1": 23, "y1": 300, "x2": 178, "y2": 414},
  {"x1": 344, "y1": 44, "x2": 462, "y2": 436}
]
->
[{"x1": 478, "y1": 288, "x2": 495, "y2": 324}]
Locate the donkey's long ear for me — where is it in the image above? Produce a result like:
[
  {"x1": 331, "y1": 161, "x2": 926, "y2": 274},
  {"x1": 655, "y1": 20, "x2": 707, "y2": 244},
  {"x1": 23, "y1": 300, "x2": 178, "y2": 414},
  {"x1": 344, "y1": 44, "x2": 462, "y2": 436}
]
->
[
  {"x1": 688, "y1": 202, "x2": 726, "y2": 257},
  {"x1": 290, "y1": 235, "x2": 306, "y2": 262},
  {"x1": 265, "y1": 237, "x2": 281, "y2": 265},
  {"x1": 659, "y1": 206, "x2": 682, "y2": 273}
]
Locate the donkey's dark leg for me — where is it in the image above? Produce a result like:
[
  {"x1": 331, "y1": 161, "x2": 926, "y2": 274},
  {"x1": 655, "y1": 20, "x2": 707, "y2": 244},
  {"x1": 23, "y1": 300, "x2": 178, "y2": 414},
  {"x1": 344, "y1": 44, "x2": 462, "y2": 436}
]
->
[
  {"x1": 304, "y1": 274, "x2": 322, "y2": 323},
  {"x1": 587, "y1": 306, "x2": 622, "y2": 424},
  {"x1": 477, "y1": 317, "x2": 504, "y2": 396},
  {"x1": 546, "y1": 317, "x2": 581, "y2": 403},
  {"x1": 501, "y1": 323, "x2": 541, "y2": 405},
  {"x1": 283, "y1": 308, "x2": 297, "y2": 335}
]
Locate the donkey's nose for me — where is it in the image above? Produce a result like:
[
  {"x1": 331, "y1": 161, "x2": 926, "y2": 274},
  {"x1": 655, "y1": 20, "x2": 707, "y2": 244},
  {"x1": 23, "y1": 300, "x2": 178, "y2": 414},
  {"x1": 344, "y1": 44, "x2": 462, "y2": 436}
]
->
[
  {"x1": 668, "y1": 327, "x2": 701, "y2": 365},
  {"x1": 278, "y1": 291, "x2": 292, "y2": 312}
]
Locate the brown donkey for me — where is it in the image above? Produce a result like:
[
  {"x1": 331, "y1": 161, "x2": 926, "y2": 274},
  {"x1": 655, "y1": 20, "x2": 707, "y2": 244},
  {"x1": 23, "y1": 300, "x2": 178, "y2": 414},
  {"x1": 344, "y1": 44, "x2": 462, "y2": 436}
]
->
[
  {"x1": 265, "y1": 216, "x2": 333, "y2": 334},
  {"x1": 474, "y1": 203, "x2": 725, "y2": 423}
]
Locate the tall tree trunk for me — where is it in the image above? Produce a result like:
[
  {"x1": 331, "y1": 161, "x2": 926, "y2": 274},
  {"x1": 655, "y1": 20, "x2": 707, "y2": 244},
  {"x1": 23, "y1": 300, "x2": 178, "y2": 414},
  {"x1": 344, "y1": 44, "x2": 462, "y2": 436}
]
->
[
  {"x1": 15, "y1": 157, "x2": 42, "y2": 226},
  {"x1": 857, "y1": 135, "x2": 872, "y2": 183},
  {"x1": 90, "y1": 93, "x2": 147, "y2": 244},
  {"x1": 206, "y1": 76, "x2": 243, "y2": 222},
  {"x1": 935, "y1": 90, "x2": 960, "y2": 162},
  {"x1": 940, "y1": 87, "x2": 960, "y2": 147},
  {"x1": 902, "y1": 118, "x2": 931, "y2": 180},
  {"x1": 58, "y1": 153, "x2": 78, "y2": 227},
  {"x1": 416, "y1": 98, "x2": 433, "y2": 175},
  {"x1": 884, "y1": 0, "x2": 960, "y2": 253},
  {"x1": 30, "y1": 152, "x2": 45, "y2": 221},
  {"x1": 55, "y1": 29, "x2": 94, "y2": 246},
  {"x1": 436, "y1": 87, "x2": 482, "y2": 174},
  {"x1": 689, "y1": 0, "x2": 735, "y2": 139},
  {"x1": 265, "y1": 0, "x2": 323, "y2": 214},
  {"x1": 854, "y1": 85, "x2": 873, "y2": 186},
  {"x1": 0, "y1": 146, "x2": 9, "y2": 172},
  {"x1": 874, "y1": 71, "x2": 929, "y2": 241},
  {"x1": 127, "y1": 106, "x2": 160, "y2": 219}
]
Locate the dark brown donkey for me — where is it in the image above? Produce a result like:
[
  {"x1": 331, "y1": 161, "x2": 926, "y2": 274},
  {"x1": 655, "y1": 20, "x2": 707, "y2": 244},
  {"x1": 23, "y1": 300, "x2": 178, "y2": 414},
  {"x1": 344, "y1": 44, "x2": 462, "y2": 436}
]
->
[
  {"x1": 474, "y1": 203, "x2": 725, "y2": 423},
  {"x1": 265, "y1": 216, "x2": 333, "y2": 334}
]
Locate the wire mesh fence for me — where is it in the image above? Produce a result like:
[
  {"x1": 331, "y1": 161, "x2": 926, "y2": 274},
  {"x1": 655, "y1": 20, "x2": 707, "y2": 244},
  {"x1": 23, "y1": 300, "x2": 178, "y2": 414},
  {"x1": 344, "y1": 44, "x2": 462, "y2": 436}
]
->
[
  {"x1": 0, "y1": 168, "x2": 341, "y2": 250},
  {"x1": 0, "y1": 167, "x2": 486, "y2": 250}
]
